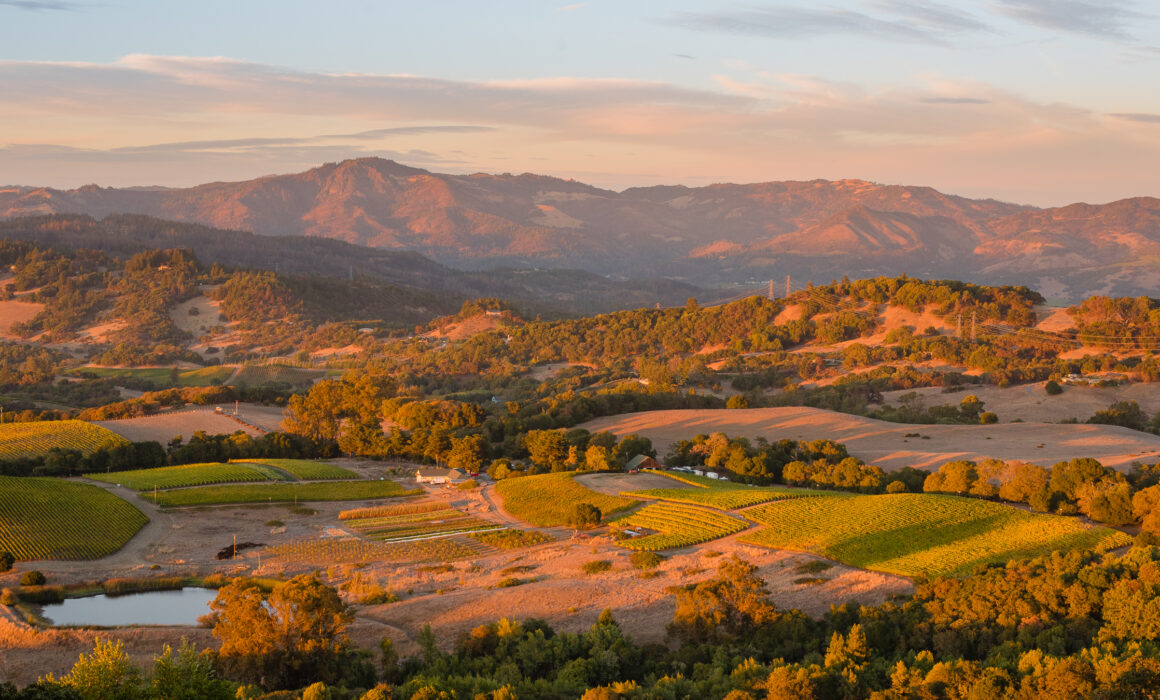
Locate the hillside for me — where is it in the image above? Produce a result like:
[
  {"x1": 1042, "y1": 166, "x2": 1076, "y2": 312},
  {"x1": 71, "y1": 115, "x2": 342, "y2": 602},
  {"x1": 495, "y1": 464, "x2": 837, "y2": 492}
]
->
[{"x1": 5, "y1": 158, "x2": 1160, "y2": 297}]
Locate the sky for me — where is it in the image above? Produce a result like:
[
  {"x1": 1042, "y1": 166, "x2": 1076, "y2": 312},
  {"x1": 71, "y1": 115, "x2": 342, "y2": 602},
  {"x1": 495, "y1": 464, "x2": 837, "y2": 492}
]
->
[{"x1": 1, "y1": 0, "x2": 1159, "y2": 206}]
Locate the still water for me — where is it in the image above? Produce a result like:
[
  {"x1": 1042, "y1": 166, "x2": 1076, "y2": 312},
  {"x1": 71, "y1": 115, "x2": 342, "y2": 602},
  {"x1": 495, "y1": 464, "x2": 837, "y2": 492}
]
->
[{"x1": 41, "y1": 588, "x2": 217, "y2": 627}]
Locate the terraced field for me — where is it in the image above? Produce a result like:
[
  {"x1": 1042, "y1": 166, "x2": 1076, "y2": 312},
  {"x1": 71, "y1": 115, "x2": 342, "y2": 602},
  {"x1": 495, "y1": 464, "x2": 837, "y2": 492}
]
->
[
  {"x1": 0, "y1": 420, "x2": 127, "y2": 460},
  {"x1": 90, "y1": 462, "x2": 277, "y2": 491},
  {"x1": 234, "y1": 458, "x2": 358, "y2": 480},
  {"x1": 0, "y1": 476, "x2": 148, "y2": 560},
  {"x1": 740, "y1": 493, "x2": 1132, "y2": 577},
  {"x1": 614, "y1": 502, "x2": 748, "y2": 551},
  {"x1": 148, "y1": 480, "x2": 419, "y2": 507},
  {"x1": 496, "y1": 471, "x2": 638, "y2": 527}
]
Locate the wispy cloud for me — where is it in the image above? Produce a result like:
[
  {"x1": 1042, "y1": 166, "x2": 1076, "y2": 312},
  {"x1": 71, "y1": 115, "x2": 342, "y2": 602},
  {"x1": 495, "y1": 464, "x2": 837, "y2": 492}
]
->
[
  {"x1": 921, "y1": 97, "x2": 992, "y2": 104},
  {"x1": 557, "y1": 3, "x2": 586, "y2": 11},
  {"x1": 1110, "y1": 112, "x2": 1160, "y2": 123},
  {"x1": 0, "y1": 0, "x2": 83, "y2": 9},
  {"x1": 991, "y1": 0, "x2": 1149, "y2": 39},
  {"x1": 660, "y1": 2, "x2": 989, "y2": 45}
]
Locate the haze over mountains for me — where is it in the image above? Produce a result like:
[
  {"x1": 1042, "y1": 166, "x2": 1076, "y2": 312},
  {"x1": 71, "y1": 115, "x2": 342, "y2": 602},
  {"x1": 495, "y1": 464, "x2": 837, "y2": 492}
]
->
[{"x1": 4, "y1": 157, "x2": 1160, "y2": 299}]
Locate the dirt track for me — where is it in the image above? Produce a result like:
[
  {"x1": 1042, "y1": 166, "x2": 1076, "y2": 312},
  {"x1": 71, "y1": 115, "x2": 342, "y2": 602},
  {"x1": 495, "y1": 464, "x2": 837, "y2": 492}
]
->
[{"x1": 578, "y1": 407, "x2": 1160, "y2": 471}]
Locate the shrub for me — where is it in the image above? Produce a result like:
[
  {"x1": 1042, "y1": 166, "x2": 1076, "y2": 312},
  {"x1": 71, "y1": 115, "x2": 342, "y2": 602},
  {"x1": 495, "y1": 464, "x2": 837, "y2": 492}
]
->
[
  {"x1": 979, "y1": 412, "x2": 998, "y2": 425},
  {"x1": 1045, "y1": 379, "x2": 1063, "y2": 395},
  {"x1": 886, "y1": 480, "x2": 907, "y2": 494},
  {"x1": 0, "y1": 588, "x2": 16, "y2": 605},
  {"x1": 456, "y1": 479, "x2": 479, "y2": 490},
  {"x1": 19, "y1": 570, "x2": 45, "y2": 586},
  {"x1": 581, "y1": 560, "x2": 613, "y2": 575},
  {"x1": 265, "y1": 520, "x2": 285, "y2": 527},
  {"x1": 568, "y1": 502, "x2": 602, "y2": 530},
  {"x1": 0, "y1": 551, "x2": 12, "y2": 572},
  {"x1": 494, "y1": 577, "x2": 527, "y2": 588},
  {"x1": 630, "y1": 551, "x2": 663, "y2": 570}
]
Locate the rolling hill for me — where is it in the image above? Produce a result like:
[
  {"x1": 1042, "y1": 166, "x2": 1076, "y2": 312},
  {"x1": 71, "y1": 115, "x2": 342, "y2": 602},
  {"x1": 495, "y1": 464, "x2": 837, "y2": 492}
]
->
[{"x1": 3, "y1": 158, "x2": 1160, "y2": 297}]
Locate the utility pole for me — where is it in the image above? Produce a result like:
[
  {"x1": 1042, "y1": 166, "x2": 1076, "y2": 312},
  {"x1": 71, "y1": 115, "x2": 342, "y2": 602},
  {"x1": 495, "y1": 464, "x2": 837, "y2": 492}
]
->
[
  {"x1": 785, "y1": 275, "x2": 791, "y2": 299},
  {"x1": 768, "y1": 279, "x2": 774, "y2": 301}
]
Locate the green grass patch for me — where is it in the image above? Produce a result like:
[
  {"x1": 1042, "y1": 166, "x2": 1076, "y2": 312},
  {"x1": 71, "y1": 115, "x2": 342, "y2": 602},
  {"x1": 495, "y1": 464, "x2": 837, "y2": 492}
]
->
[
  {"x1": 89, "y1": 462, "x2": 272, "y2": 491},
  {"x1": 0, "y1": 476, "x2": 148, "y2": 560},
  {"x1": 148, "y1": 480, "x2": 419, "y2": 507},
  {"x1": 615, "y1": 502, "x2": 747, "y2": 551},
  {"x1": 233, "y1": 458, "x2": 358, "y2": 480},
  {"x1": 739, "y1": 493, "x2": 1133, "y2": 578},
  {"x1": 0, "y1": 420, "x2": 127, "y2": 460},
  {"x1": 581, "y1": 560, "x2": 612, "y2": 574},
  {"x1": 495, "y1": 472, "x2": 638, "y2": 527}
]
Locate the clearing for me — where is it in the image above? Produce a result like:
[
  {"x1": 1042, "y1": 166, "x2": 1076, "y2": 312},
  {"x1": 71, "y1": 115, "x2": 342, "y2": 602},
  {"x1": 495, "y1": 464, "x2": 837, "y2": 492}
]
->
[{"x1": 94, "y1": 407, "x2": 266, "y2": 443}]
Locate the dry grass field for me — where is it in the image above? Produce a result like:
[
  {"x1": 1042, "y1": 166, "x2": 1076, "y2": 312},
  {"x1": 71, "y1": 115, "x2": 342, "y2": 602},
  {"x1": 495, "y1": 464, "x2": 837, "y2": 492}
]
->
[
  {"x1": 578, "y1": 406, "x2": 1160, "y2": 471},
  {"x1": 94, "y1": 408, "x2": 264, "y2": 443}
]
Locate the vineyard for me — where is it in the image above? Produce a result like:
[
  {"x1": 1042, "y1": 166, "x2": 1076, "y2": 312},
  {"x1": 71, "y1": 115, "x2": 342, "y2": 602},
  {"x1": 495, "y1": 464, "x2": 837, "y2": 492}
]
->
[
  {"x1": 0, "y1": 476, "x2": 148, "y2": 560},
  {"x1": 147, "y1": 480, "x2": 419, "y2": 507},
  {"x1": 739, "y1": 493, "x2": 1133, "y2": 578},
  {"x1": 495, "y1": 471, "x2": 638, "y2": 527},
  {"x1": 231, "y1": 365, "x2": 326, "y2": 387},
  {"x1": 469, "y1": 529, "x2": 555, "y2": 549},
  {"x1": 623, "y1": 471, "x2": 818, "y2": 510},
  {"x1": 340, "y1": 501, "x2": 448, "y2": 520},
  {"x1": 73, "y1": 366, "x2": 235, "y2": 387},
  {"x1": 89, "y1": 462, "x2": 274, "y2": 491},
  {"x1": 614, "y1": 502, "x2": 748, "y2": 551},
  {"x1": 234, "y1": 458, "x2": 358, "y2": 480},
  {"x1": 341, "y1": 503, "x2": 499, "y2": 541},
  {"x1": 264, "y1": 534, "x2": 485, "y2": 564},
  {"x1": 0, "y1": 420, "x2": 127, "y2": 460}
]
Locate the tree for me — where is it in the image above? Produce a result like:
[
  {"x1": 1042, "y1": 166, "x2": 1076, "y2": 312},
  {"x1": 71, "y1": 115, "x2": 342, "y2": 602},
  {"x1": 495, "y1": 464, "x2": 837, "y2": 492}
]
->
[
  {"x1": 569, "y1": 502, "x2": 602, "y2": 530},
  {"x1": 0, "y1": 551, "x2": 12, "y2": 573},
  {"x1": 446, "y1": 434, "x2": 485, "y2": 473},
  {"x1": 209, "y1": 574, "x2": 354, "y2": 689},
  {"x1": 668, "y1": 556, "x2": 778, "y2": 643},
  {"x1": 60, "y1": 639, "x2": 141, "y2": 700},
  {"x1": 149, "y1": 640, "x2": 234, "y2": 700}
]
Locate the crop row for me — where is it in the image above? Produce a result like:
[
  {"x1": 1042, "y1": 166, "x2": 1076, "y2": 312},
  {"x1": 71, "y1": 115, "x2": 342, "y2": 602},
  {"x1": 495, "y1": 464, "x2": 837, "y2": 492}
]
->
[
  {"x1": 739, "y1": 493, "x2": 1133, "y2": 577},
  {"x1": 265, "y1": 535, "x2": 478, "y2": 563},
  {"x1": 146, "y1": 480, "x2": 419, "y2": 507},
  {"x1": 344, "y1": 509, "x2": 468, "y2": 529},
  {"x1": 623, "y1": 487, "x2": 793, "y2": 511},
  {"x1": 0, "y1": 476, "x2": 147, "y2": 560},
  {"x1": 90, "y1": 462, "x2": 273, "y2": 491},
  {"x1": 615, "y1": 502, "x2": 747, "y2": 551},
  {"x1": 356, "y1": 519, "x2": 499, "y2": 542},
  {"x1": 339, "y1": 501, "x2": 449, "y2": 520},
  {"x1": 234, "y1": 459, "x2": 358, "y2": 480},
  {"x1": 0, "y1": 420, "x2": 127, "y2": 460}
]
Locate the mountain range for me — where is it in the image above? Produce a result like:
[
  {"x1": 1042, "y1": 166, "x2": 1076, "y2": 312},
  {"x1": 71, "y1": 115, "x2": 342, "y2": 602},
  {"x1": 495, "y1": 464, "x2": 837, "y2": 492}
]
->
[{"x1": 4, "y1": 158, "x2": 1160, "y2": 299}]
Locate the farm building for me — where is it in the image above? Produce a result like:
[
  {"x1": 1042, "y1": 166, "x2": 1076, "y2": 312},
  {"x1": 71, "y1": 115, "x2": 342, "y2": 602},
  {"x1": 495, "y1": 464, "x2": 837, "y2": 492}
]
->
[
  {"x1": 415, "y1": 467, "x2": 465, "y2": 484},
  {"x1": 625, "y1": 455, "x2": 661, "y2": 471}
]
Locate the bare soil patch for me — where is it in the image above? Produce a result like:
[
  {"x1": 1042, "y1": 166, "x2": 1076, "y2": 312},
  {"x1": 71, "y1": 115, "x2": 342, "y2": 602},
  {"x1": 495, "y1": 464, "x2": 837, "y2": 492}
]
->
[
  {"x1": 575, "y1": 472, "x2": 693, "y2": 495},
  {"x1": 94, "y1": 407, "x2": 265, "y2": 443},
  {"x1": 0, "y1": 300, "x2": 42, "y2": 339},
  {"x1": 578, "y1": 407, "x2": 1160, "y2": 471}
]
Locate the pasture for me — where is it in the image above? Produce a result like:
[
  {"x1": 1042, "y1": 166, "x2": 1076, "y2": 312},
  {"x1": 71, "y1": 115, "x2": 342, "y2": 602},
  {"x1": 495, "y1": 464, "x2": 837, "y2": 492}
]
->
[
  {"x1": 613, "y1": 502, "x2": 747, "y2": 550},
  {"x1": 146, "y1": 480, "x2": 419, "y2": 507},
  {"x1": 739, "y1": 493, "x2": 1132, "y2": 577},
  {"x1": 0, "y1": 420, "x2": 127, "y2": 460},
  {"x1": 495, "y1": 471, "x2": 638, "y2": 527},
  {"x1": 0, "y1": 476, "x2": 147, "y2": 560}
]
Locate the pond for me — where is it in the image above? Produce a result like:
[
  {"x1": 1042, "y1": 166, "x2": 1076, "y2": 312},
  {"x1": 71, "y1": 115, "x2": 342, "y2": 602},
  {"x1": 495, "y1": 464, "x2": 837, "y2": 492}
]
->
[{"x1": 40, "y1": 588, "x2": 218, "y2": 627}]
